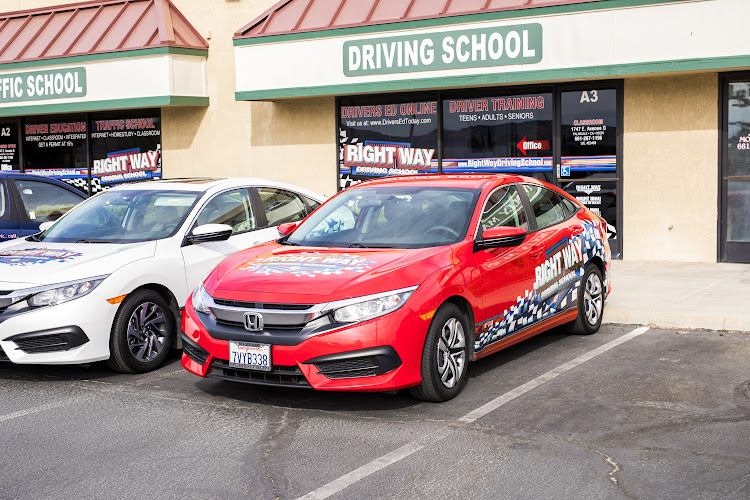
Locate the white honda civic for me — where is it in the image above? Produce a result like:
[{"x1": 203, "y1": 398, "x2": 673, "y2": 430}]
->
[{"x1": 0, "y1": 178, "x2": 323, "y2": 373}]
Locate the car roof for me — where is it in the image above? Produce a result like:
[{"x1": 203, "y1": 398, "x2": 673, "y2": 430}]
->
[
  {"x1": 349, "y1": 174, "x2": 540, "y2": 190},
  {"x1": 106, "y1": 177, "x2": 324, "y2": 200}
]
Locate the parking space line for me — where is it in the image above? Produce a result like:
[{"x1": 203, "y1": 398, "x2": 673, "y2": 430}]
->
[
  {"x1": 459, "y1": 326, "x2": 650, "y2": 423},
  {"x1": 295, "y1": 326, "x2": 651, "y2": 500},
  {"x1": 0, "y1": 399, "x2": 74, "y2": 423}
]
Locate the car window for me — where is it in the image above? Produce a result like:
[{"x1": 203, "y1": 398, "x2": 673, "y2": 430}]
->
[
  {"x1": 522, "y1": 184, "x2": 566, "y2": 230},
  {"x1": 288, "y1": 187, "x2": 479, "y2": 248},
  {"x1": 258, "y1": 187, "x2": 307, "y2": 226},
  {"x1": 0, "y1": 181, "x2": 6, "y2": 219},
  {"x1": 14, "y1": 179, "x2": 83, "y2": 223},
  {"x1": 195, "y1": 189, "x2": 256, "y2": 234},
  {"x1": 480, "y1": 185, "x2": 528, "y2": 232},
  {"x1": 560, "y1": 196, "x2": 580, "y2": 215},
  {"x1": 302, "y1": 194, "x2": 322, "y2": 213},
  {"x1": 41, "y1": 190, "x2": 200, "y2": 243}
]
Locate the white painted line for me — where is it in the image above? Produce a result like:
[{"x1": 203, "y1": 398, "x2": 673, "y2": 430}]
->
[
  {"x1": 0, "y1": 399, "x2": 73, "y2": 423},
  {"x1": 296, "y1": 435, "x2": 435, "y2": 500},
  {"x1": 459, "y1": 326, "x2": 650, "y2": 423},
  {"x1": 295, "y1": 326, "x2": 650, "y2": 500}
]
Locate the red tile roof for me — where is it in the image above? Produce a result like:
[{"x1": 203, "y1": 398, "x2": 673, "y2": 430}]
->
[
  {"x1": 0, "y1": 0, "x2": 208, "y2": 65},
  {"x1": 236, "y1": 0, "x2": 606, "y2": 39}
]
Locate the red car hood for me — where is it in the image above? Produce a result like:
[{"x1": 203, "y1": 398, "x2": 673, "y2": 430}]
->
[{"x1": 205, "y1": 243, "x2": 454, "y2": 304}]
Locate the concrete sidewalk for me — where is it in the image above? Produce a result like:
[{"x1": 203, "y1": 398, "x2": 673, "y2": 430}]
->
[{"x1": 603, "y1": 260, "x2": 750, "y2": 332}]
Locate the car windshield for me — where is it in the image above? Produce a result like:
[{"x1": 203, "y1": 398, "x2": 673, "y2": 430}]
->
[
  {"x1": 286, "y1": 186, "x2": 480, "y2": 248},
  {"x1": 38, "y1": 189, "x2": 201, "y2": 243}
]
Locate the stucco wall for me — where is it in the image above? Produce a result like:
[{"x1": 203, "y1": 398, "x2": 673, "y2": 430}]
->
[
  {"x1": 161, "y1": 0, "x2": 338, "y2": 198},
  {"x1": 4, "y1": 0, "x2": 338, "y2": 198},
  {"x1": 623, "y1": 74, "x2": 719, "y2": 262}
]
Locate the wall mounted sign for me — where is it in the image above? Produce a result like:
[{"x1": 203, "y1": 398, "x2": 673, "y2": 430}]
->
[
  {"x1": 344, "y1": 24, "x2": 542, "y2": 77},
  {"x1": 0, "y1": 68, "x2": 86, "y2": 103}
]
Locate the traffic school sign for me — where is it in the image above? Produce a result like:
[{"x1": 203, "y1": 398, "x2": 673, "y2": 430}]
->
[{"x1": 0, "y1": 68, "x2": 86, "y2": 103}]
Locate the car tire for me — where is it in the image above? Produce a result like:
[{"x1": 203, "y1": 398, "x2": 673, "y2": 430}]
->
[
  {"x1": 566, "y1": 264, "x2": 604, "y2": 335},
  {"x1": 107, "y1": 290, "x2": 174, "y2": 373},
  {"x1": 409, "y1": 302, "x2": 470, "y2": 402}
]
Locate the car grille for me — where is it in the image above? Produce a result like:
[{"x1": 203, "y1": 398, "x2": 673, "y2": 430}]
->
[
  {"x1": 314, "y1": 358, "x2": 381, "y2": 379},
  {"x1": 182, "y1": 340, "x2": 210, "y2": 366},
  {"x1": 209, "y1": 358, "x2": 311, "y2": 388},
  {"x1": 214, "y1": 318, "x2": 305, "y2": 333},
  {"x1": 0, "y1": 346, "x2": 9, "y2": 362},
  {"x1": 213, "y1": 299, "x2": 312, "y2": 310},
  {"x1": 14, "y1": 334, "x2": 68, "y2": 353}
]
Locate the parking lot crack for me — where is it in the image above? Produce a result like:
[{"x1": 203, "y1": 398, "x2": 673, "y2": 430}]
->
[{"x1": 593, "y1": 449, "x2": 621, "y2": 486}]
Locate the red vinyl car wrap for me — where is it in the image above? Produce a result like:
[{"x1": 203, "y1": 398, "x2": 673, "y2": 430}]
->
[{"x1": 181, "y1": 175, "x2": 611, "y2": 401}]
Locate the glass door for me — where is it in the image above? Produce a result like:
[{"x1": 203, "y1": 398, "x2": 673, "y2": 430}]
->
[
  {"x1": 556, "y1": 83, "x2": 623, "y2": 258},
  {"x1": 721, "y1": 76, "x2": 750, "y2": 263}
]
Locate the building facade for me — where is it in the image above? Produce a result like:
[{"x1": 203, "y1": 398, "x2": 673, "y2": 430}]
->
[{"x1": 1, "y1": 0, "x2": 748, "y2": 263}]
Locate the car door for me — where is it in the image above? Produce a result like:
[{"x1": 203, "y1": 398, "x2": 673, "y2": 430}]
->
[
  {"x1": 520, "y1": 183, "x2": 582, "y2": 312},
  {"x1": 12, "y1": 178, "x2": 85, "y2": 235},
  {"x1": 181, "y1": 187, "x2": 266, "y2": 292},
  {"x1": 0, "y1": 178, "x2": 21, "y2": 242},
  {"x1": 472, "y1": 183, "x2": 548, "y2": 355}
]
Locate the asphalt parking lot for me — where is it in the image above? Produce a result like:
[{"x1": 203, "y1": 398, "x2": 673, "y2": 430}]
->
[{"x1": 1, "y1": 324, "x2": 749, "y2": 500}]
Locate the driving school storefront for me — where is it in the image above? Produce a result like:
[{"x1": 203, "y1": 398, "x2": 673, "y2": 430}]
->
[
  {"x1": 0, "y1": 0, "x2": 208, "y2": 194},
  {"x1": 234, "y1": 0, "x2": 750, "y2": 264}
]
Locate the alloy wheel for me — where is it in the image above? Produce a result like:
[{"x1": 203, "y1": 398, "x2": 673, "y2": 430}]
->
[
  {"x1": 436, "y1": 317, "x2": 466, "y2": 389},
  {"x1": 127, "y1": 302, "x2": 167, "y2": 362},
  {"x1": 584, "y1": 272, "x2": 603, "y2": 326}
]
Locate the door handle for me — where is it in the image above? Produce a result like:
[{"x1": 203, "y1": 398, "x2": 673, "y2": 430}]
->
[
  {"x1": 529, "y1": 244, "x2": 544, "y2": 258},
  {"x1": 571, "y1": 226, "x2": 584, "y2": 236}
]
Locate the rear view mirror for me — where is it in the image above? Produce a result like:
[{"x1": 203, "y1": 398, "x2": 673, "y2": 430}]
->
[
  {"x1": 277, "y1": 222, "x2": 297, "y2": 235},
  {"x1": 475, "y1": 226, "x2": 527, "y2": 250},
  {"x1": 188, "y1": 224, "x2": 233, "y2": 244}
]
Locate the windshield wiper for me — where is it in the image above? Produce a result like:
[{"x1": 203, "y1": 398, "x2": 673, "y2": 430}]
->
[
  {"x1": 280, "y1": 240, "x2": 299, "y2": 246},
  {"x1": 349, "y1": 243, "x2": 395, "y2": 248},
  {"x1": 75, "y1": 239, "x2": 110, "y2": 244}
]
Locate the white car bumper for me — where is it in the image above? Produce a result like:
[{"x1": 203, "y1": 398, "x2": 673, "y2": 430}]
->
[{"x1": 0, "y1": 291, "x2": 118, "y2": 365}]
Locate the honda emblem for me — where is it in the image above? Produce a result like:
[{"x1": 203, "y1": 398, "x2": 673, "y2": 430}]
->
[{"x1": 243, "y1": 312, "x2": 264, "y2": 332}]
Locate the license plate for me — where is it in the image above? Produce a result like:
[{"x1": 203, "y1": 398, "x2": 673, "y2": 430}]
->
[{"x1": 229, "y1": 342, "x2": 272, "y2": 372}]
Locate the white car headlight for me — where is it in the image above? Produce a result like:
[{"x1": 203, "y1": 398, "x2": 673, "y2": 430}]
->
[
  {"x1": 192, "y1": 283, "x2": 213, "y2": 315},
  {"x1": 27, "y1": 276, "x2": 107, "y2": 308},
  {"x1": 330, "y1": 287, "x2": 417, "y2": 324}
]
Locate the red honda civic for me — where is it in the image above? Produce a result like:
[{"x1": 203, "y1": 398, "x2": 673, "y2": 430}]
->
[{"x1": 181, "y1": 174, "x2": 611, "y2": 402}]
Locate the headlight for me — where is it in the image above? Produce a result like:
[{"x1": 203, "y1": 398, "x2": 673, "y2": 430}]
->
[
  {"x1": 192, "y1": 283, "x2": 213, "y2": 315},
  {"x1": 27, "y1": 277, "x2": 107, "y2": 308},
  {"x1": 330, "y1": 287, "x2": 417, "y2": 324}
]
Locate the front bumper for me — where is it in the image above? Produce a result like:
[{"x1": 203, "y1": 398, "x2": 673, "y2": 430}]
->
[
  {"x1": 0, "y1": 291, "x2": 117, "y2": 365},
  {"x1": 181, "y1": 297, "x2": 429, "y2": 392}
]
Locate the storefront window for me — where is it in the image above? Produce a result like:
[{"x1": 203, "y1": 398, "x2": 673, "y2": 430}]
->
[
  {"x1": 442, "y1": 91, "x2": 553, "y2": 182},
  {"x1": 558, "y1": 88, "x2": 619, "y2": 248},
  {"x1": 23, "y1": 115, "x2": 88, "y2": 190},
  {"x1": 90, "y1": 110, "x2": 162, "y2": 192},
  {"x1": 338, "y1": 95, "x2": 438, "y2": 189},
  {"x1": 0, "y1": 119, "x2": 20, "y2": 171}
]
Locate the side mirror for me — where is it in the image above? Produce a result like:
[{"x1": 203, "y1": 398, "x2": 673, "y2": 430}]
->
[
  {"x1": 188, "y1": 224, "x2": 233, "y2": 244},
  {"x1": 38, "y1": 221, "x2": 55, "y2": 232},
  {"x1": 475, "y1": 226, "x2": 527, "y2": 250},
  {"x1": 277, "y1": 222, "x2": 297, "y2": 236}
]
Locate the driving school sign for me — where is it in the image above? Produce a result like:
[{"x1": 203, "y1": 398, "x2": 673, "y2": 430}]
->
[
  {"x1": 344, "y1": 24, "x2": 542, "y2": 77},
  {"x1": 0, "y1": 68, "x2": 86, "y2": 103}
]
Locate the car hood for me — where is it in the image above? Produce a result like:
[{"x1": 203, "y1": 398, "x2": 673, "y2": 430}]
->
[
  {"x1": 206, "y1": 243, "x2": 455, "y2": 304},
  {"x1": 0, "y1": 238, "x2": 156, "y2": 287}
]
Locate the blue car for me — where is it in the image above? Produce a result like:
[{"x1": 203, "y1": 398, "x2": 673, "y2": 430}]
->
[{"x1": 0, "y1": 172, "x2": 87, "y2": 242}]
